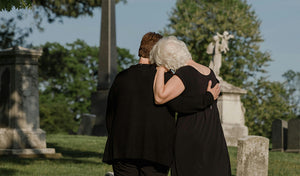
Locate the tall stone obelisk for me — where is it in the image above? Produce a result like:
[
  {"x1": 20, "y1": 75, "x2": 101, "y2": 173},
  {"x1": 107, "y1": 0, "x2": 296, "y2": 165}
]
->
[{"x1": 91, "y1": 0, "x2": 118, "y2": 136}]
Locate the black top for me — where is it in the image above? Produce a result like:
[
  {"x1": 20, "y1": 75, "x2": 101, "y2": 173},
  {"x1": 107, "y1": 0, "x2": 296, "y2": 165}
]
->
[
  {"x1": 103, "y1": 64, "x2": 215, "y2": 167},
  {"x1": 170, "y1": 66, "x2": 231, "y2": 176}
]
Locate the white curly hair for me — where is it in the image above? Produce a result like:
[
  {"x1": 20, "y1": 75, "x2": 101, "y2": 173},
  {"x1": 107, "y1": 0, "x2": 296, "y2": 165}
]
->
[{"x1": 150, "y1": 36, "x2": 192, "y2": 71}]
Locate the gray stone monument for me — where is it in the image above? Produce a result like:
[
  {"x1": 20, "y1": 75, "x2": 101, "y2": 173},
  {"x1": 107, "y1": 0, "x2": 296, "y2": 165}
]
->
[
  {"x1": 0, "y1": 46, "x2": 58, "y2": 157},
  {"x1": 286, "y1": 118, "x2": 300, "y2": 153},
  {"x1": 271, "y1": 119, "x2": 288, "y2": 152},
  {"x1": 207, "y1": 32, "x2": 248, "y2": 146},
  {"x1": 236, "y1": 136, "x2": 269, "y2": 176},
  {"x1": 77, "y1": 114, "x2": 96, "y2": 135},
  {"x1": 91, "y1": 0, "x2": 118, "y2": 136}
]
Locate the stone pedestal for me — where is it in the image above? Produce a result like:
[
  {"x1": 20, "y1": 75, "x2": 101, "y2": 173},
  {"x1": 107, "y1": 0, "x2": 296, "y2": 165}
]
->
[
  {"x1": 91, "y1": 90, "x2": 109, "y2": 136},
  {"x1": 77, "y1": 114, "x2": 96, "y2": 135},
  {"x1": 217, "y1": 78, "x2": 248, "y2": 146},
  {"x1": 0, "y1": 46, "x2": 57, "y2": 157}
]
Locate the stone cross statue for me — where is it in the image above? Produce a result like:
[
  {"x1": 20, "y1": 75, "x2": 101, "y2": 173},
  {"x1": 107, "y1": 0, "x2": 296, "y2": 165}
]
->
[{"x1": 207, "y1": 31, "x2": 234, "y2": 76}]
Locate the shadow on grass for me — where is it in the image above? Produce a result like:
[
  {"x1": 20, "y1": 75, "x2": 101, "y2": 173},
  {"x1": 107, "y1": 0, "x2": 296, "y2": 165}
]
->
[
  {"x1": 0, "y1": 142, "x2": 106, "y2": 166},
  {"x1": 0, "y1": 168, "x2": 18, "y2": 176},
  {"x1": 47, "y1": 142, "x2": 104, "y2": 158}
]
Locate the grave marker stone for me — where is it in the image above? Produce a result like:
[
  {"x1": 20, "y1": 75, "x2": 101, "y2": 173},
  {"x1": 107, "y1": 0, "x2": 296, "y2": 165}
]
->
[
  {"x1": 286, "y1": 118, "x2": 300, "y2": 153},
  {"x1": 236, "y1": 136, "x2": 269, "y2": 176},
  {"x1": 271, "y1": 119, "x2": 288, "y2": 152}
]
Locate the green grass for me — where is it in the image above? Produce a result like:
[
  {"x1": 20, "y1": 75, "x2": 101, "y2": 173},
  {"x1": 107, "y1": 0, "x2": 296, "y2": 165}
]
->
[
  {"x1": 0, "y1": 134, "x2": 299, "y2": 176},
  {"x1": 0, "y1": 134, "x2": 112, "y2": 176}
]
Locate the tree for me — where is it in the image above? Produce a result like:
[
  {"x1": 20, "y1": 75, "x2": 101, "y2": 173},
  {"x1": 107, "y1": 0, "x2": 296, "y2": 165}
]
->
[
  {"x1": 164, "y1": 0, "x2": 295, "y2": 138},
  {"x1": 117, "y1": 47, "x2": 138, "y2": 72},
  {"x1": 38, "y1": 40, "x2": 136, "y2": 133},
  {"x1": 163, "y1": 0, "x2": 271, "y2": 87},
  {"x1": 32, "y1": 0, "x2": 126, "y2": 23},
  {"x1": 0, "y1": 0, "x2": 127, "y2": 49},
  {"x1": 282, "y1": 70, "x2": 300, "y2": 116},
  {"x1": 0, "y1": 0, "x2": 31, "y2": 11},
  {"x1": 0, "y1": 15, "x2": 34, "y2": 49},
  {"x1": 38, "y1": 40, "x2": 98, "y2": 133},
  {"x1": 242, "y1": 78, "x2": 296, "y2": 138}
]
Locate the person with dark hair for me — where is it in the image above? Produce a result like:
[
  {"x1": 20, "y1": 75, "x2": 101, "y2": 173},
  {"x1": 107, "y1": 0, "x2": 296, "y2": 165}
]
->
[{"x1": 102, "y1": 32, "x2": 220, "y2": 176}]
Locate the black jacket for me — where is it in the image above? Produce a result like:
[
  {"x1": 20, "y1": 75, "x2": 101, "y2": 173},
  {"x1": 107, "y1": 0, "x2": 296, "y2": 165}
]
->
[{"x1": 102, "y1": 64, "x2": 214, "y2": 167}]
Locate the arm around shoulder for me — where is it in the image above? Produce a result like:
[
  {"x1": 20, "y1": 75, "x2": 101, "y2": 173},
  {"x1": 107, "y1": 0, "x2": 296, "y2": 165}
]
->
[{"x1": 153, "y1": 67, "x2": 185, "y2": 104}]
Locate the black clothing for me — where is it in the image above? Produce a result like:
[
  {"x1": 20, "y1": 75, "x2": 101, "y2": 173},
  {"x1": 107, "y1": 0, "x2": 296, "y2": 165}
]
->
[
  {"x1": 170, "y1": 66, "x2": 231, "y2": 176},
  {"x1": 103, "y1": 64, "x2": 215, "y2": 168},
  {"x1": 113, "y1": 159, "x2": 169, "y2": 176},
  {"x1": 103, "y1": 64, "x2": 175, "y2": 167}
]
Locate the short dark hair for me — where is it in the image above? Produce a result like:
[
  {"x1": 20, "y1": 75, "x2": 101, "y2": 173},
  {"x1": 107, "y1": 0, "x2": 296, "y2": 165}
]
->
[{"x1": 138, "y1": 32, "x2": 163, "y2": 58}]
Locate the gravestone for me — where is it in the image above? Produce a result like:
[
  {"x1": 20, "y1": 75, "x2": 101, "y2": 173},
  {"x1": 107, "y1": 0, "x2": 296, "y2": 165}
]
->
[
  {"x1": 77, "y1": 114, "x2": 96, "y2": 135},
  {"x1": 271, "y1": 119, "x2": 288, "y2": 152},
  {"x1": 0, "y1": 46, "x2": 58, "y2": 157},
  {"x1": 286, "y1": 118, "x2": 300, "y2": 153},
  {"x1": 236, "y1": 136, "x2": 269, "y2": 176},
  {"x1": 91, "y1": 0, "x2": 118, "y2": 136}
]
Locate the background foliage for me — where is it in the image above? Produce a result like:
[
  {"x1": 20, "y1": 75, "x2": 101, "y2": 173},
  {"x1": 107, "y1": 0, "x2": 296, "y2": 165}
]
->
[
  {"x1": 37, "y1": 40, "x2": 136, "y2": 133},
  {"x1": 0, "y1": 0, "x2": 299, "y2": 137},
  {"x1": 163, "y1": 0, "x2": 299, "y2": 138}
]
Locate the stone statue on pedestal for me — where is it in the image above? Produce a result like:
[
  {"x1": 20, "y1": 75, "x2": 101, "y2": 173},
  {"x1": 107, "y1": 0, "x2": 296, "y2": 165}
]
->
[
  {"x1": 207, "y1": 31, "x2": 234, "y2": 77},
  {"x1": 206, "y1": 31, "x2": 248, "y2": 146}
]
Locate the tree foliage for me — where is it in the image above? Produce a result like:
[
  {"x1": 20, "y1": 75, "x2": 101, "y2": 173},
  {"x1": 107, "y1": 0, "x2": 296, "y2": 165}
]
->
[
  {"x1": 164, "y1": 0, "x2": 271, "y2": 87},
  {"x1": 38, "y1": 40, "x2": 98, "y2": 133},
  {"x1": 0, "y1": 14, "x2": 36, "y2": 49},
  {"x1": 0, "y1": 0, "x2": 127, "y2": 13},
  {"x1": 282, "y1": 70, "x2": 300, "y2": 116},
  {"x1": 32, "y1": 0, "x2": 126, "y2": 23},
  {"x1": 117, "y1": 47, "x2": 137, "y2": 72},
  {"x1": 165, "y1": 0, "x2": 296, "y2": 138},
  {"x1": 38, "y1": 40, "x2": 136, "y2": 133},
  {"x1": 0, "y1": 0, "x2": 32, "y2": 11},
  {"x1": 0, "y1": 0, "x2": 126, "y2": 49},
  {"x1": 242, "y1": 78, "x2": 296, "y2": 138}
]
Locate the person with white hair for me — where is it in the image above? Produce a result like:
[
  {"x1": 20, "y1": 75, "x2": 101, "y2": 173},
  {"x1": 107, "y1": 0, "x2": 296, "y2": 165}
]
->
[
  {"x1": 150, "y1": 36, "x2": 231, "y2": 176},
  {"x1": 103, "y1": 32, "x2": 221, "y2": 176}
]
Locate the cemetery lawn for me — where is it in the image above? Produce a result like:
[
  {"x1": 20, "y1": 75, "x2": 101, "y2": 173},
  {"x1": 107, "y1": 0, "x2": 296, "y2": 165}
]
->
[{"x1": 0, "y1": 134, "x2": 299, "y2": 176}]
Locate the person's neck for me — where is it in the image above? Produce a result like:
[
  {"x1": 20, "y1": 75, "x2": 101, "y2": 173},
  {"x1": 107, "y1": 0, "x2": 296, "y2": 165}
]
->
[{"x1": 139, "y1": 57, "x2": 151, "y2": 64}]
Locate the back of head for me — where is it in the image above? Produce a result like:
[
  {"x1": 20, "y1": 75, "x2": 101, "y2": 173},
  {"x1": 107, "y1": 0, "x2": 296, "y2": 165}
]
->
[
  {"x1": 150, "y1": 36, "x2": 192, "y2": 71},
  {"x1": 138, "y1": 32, "x2": 163, "y2": 58}
]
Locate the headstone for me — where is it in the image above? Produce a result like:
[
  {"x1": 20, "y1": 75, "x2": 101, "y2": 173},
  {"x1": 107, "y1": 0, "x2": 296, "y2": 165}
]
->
[
  {"x1": 0, "y1": 46, "x2": 58, "y2": 157},
  {"x1": 271, "y1": 119, "x2": 288, "y2": 152},
  {"x1": 91, "y1": 0, "x2": 118, "y2": 136},
  {"x1": 77, "y1": 114, "x2": 96, "y2": 135},
  {"x1": 236, "y1": 136, "x2": 269, "y2": 176},
  {"x1": 286, "y1": 118, "x2": 300, "y2": 153}
]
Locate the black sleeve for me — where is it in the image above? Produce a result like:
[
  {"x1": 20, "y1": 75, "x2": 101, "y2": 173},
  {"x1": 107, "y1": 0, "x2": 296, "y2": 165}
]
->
[
  {"x1": 167, "y1": 92, "x2": 214, "y2": 114},
  {"x1": 166, "y1": 67, "x2": 214, "y2": 113}
]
